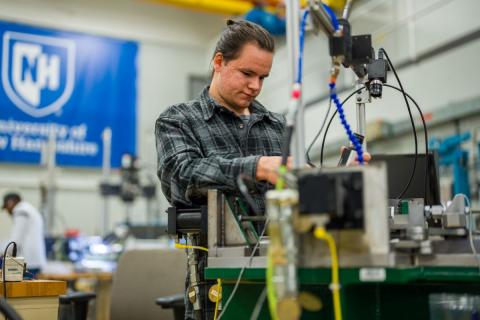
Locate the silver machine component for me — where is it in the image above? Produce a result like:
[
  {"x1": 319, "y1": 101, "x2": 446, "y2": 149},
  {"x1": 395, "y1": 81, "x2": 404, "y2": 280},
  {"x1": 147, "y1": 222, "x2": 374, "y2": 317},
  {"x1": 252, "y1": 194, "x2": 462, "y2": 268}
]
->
[
  {"x1": 101, "y1": 127, "x2": 112, "y2": 236},
  {"x1": 207, "y1": 165, "x2": 392, "y2": 268},
  {"x1": 442, "y1": 194, "x2": 468, "y2": 228},
  {"x1": 266, "y1": 189, "x2": 300, "y2": 314},
  {"x1": 308, "y1": 0, "x2": 336, "y2": 36},
  {"x1": 342, "y1": 0, "x2": 355, "y2": 20},
  {"x1": 206, "y1": 171, "x2": 480, "y2": 269},
  {"x1": 186, "y1": 234, "x2": 203, "y2": 313},
  {"x1": 355, "y1": 77, "x2": 370, "y2": 150},
  {"x1": 388, "y1": 192, "x2": 479, "y2": 266},
  {"x1": 207, "y1": 190, "x2": 267, "y2": 268},
  {"x1": 296, "y1": 164, "x2": 391, "y2": 268}
]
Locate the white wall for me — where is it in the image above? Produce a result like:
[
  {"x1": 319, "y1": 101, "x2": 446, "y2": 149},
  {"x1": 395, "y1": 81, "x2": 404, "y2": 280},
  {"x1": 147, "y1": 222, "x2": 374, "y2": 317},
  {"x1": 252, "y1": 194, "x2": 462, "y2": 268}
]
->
[
  {"x1": 0, "y1": 0, "x2": 225, "y2": 236},
  {"x1": 258, "y1": 0, "x2": 480, "y2": 162}
]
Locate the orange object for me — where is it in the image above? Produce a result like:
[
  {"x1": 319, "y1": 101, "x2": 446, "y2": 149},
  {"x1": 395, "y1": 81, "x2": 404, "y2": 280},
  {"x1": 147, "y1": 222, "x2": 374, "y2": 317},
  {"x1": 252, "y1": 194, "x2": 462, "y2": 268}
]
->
[
  {"x1": 423, "y1": 112, "x2": 433, "y2": 122},
  {"x1": 64, "y1": 228, "x2": 80, "y2": 238}
]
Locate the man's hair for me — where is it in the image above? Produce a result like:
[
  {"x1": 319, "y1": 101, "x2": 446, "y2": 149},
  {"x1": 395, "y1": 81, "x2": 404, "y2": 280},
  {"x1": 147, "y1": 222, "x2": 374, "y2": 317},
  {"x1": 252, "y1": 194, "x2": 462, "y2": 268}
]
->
[
  {"x1": 2, "y1": 192, "x2": 21, "y2": 209},
  {"x1": 212, "y1": 19, "x2": 275, "y2": 63}
]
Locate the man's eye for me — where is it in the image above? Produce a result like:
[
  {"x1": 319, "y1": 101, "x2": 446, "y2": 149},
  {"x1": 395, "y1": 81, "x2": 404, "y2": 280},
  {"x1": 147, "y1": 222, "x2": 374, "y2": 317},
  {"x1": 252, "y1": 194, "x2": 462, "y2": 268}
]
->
[{"x1": 242, "y1": 71, "x2": 251, "y2": 76}]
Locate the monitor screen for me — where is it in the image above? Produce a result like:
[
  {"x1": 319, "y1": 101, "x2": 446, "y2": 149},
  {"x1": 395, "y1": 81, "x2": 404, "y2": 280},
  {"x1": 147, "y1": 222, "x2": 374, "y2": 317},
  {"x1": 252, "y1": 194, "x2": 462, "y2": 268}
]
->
[{"x1": 370, "y1": 152, "x2": 441, "y2": 205}]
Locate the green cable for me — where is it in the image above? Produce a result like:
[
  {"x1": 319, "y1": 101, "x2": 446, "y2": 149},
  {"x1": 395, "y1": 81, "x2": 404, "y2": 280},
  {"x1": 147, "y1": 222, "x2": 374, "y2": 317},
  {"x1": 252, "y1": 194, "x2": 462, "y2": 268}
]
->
[
  {"x1": 266, "y1": 249, "x2": 279, "y2": 320},
  {"x1": 275, "y1": 165, "x2": 288, "y2": 191}
]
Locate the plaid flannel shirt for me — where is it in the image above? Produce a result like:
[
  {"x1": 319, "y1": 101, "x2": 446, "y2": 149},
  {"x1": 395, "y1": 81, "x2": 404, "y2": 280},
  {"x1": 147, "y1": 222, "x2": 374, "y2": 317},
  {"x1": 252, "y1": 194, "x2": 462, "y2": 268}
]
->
[{"x1": 155, "y1": 86, "x2": 286, "y2": 213}]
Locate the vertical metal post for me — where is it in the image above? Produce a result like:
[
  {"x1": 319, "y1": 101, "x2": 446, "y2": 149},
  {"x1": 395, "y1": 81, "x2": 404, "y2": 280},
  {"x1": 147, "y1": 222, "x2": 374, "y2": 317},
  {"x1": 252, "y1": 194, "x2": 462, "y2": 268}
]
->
[
  {"x1": 44, "y1": 128, "x2": 57, "y2": 235},
  {"x1": 356, "y1": 77, "x2": 367, "y2": 151},
  {"x1": 101, "y1": 127, "x2": 112, "y2": 235},
  {"x1": 286, "y1": 0, "x2": 306, "y2": 169},
  {"x1": 146, "y1": 198, "x2": 153, "y2": 225},
  {"x1": 342, "y1": 0, "x2": 354, "y2": 20},
  {"x1": 125, "y1": 203, "x2": 133, "y2": 225}
]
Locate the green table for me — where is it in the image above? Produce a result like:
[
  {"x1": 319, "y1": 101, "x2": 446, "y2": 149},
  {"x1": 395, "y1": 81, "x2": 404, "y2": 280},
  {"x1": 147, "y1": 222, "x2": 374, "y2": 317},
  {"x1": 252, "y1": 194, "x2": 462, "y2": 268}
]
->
[{"x1": 205, "y1": 266, "x2": 480, "y2": 319}]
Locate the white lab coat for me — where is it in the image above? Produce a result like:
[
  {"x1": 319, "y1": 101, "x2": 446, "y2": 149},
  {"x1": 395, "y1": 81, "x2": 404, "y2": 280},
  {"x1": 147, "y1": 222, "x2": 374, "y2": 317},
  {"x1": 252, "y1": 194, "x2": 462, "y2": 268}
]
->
[{"x1": 1, "y1": 201, "x2": 47, "y2": 270}]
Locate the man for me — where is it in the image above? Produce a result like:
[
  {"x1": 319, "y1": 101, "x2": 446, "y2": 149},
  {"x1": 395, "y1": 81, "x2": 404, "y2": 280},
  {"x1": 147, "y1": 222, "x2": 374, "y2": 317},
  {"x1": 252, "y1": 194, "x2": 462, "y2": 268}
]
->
[
  {"x1": 2, "y1": 192, "x2": 47, "y2": 276},
  {"x1": 156, "y1": 19, "x2": 285, "y2": 319}
]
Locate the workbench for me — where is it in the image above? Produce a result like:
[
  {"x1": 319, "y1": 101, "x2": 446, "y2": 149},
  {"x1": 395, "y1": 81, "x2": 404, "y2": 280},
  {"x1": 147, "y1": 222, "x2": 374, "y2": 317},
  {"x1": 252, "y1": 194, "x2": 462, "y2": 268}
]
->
[
  {"x1": 0, "y1": 280, "x2": 66, "y2": 320},
  {"x1": 206, "y1": 266, "x2": 480, "y2": 319}
]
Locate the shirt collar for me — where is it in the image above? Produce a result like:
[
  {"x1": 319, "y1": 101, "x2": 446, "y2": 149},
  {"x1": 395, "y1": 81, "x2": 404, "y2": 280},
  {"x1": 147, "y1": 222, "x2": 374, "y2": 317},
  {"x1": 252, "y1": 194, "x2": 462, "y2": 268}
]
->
[{"x1": 199, "y1": 86, "x2": 275, "y2": 122}]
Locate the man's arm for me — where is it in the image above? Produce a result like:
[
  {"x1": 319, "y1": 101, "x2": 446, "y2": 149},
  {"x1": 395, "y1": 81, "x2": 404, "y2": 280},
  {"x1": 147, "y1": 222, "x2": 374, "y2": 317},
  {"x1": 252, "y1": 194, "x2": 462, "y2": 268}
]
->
[{"x1": 155, "y1": 114, "x2": 261, "y2": 206}]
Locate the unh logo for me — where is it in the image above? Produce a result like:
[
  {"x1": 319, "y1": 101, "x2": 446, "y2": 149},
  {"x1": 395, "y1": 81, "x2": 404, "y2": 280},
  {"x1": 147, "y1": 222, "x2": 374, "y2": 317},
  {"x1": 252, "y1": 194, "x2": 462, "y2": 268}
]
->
[{"x1": 2, "y1": 32, "x2": 75, "y2": 117}]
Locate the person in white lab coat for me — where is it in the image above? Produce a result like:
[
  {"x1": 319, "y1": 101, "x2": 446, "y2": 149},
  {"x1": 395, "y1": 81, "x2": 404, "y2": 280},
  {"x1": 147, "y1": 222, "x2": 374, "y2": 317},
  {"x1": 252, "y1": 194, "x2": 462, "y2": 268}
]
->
[{"x1": 2, "y1": 192, "x2": 46, "y2": 277}]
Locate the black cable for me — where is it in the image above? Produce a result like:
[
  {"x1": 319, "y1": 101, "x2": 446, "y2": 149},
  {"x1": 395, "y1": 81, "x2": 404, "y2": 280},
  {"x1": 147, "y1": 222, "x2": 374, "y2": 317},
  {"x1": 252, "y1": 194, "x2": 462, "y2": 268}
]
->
[
  {"x1": 2, "y1": 241, "x2": 17, "y2": 305},
  {"x1": 319, "y1": 83, "x2": 429, "y2": 201},
  {"x1": 380, "y1": 48, "x2": 418, "y2": 199},
  {"x1": 319, "y1": 87, "x2": 366, "y2": 166},
  {"x1": 280, "y1": 125, "x2": 294, "y2": 167},
  {"x1": 383, "y1": 84, "x2": 429, "y2": 203},
  {"x1": 237, "y1": 174, "x2": 261, "y2": 216},
  {"x1": 306, "y1": 98, "x2": 332, "y2": 167},
  {"x1": 0, "y1": 298, "x2": 21, "y2": 320}
]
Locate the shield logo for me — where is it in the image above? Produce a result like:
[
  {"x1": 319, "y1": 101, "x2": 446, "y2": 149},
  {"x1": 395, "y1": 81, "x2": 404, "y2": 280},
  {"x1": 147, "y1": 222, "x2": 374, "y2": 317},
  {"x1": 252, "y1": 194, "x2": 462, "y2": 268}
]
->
[{"x1": 2, "y1": 31, "x2": 75, "y2": 117}]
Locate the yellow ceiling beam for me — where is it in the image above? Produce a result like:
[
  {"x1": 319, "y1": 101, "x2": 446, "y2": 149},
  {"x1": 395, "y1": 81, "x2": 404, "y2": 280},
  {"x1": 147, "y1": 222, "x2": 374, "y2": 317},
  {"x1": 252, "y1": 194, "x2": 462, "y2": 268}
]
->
[{"x1": 148, "y1": 0, "x2": 255, "y2": 15}]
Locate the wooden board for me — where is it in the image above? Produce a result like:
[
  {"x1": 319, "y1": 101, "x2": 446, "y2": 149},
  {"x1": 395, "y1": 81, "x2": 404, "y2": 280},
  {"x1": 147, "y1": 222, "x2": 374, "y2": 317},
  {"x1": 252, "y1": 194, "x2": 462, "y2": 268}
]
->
[
  {"x1": 38, "y1": 272, "x2": 113, "y2": 282},
  {"x1": 0, "y1": 280, "x2": 66, "y2": 298}
]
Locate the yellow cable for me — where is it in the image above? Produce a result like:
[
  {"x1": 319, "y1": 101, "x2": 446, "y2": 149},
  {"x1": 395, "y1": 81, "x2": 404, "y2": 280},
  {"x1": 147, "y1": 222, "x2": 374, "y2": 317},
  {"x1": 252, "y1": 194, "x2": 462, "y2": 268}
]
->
[
  {"x1": 266, "y1": 248, "x2": 280, "y2": 320},
  {"x1": 174, "y1": 243, "x2": 209, "y2": 252},
  {"x1": 313, "y1": 227, "x2": 342, "y2": 320},
  {"x1": 275, "y1": 165, "x2": 288, "y2": 190},
  {"x1": 213, "y1": 278, "x2": 222, "y2": 320}
]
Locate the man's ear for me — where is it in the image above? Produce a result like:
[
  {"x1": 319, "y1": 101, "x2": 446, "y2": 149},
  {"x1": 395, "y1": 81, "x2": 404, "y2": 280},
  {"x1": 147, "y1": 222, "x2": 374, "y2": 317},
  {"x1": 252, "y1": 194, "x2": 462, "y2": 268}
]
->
[{"x1": 212, "y1": 52, "x2": 224, "y2": 72}]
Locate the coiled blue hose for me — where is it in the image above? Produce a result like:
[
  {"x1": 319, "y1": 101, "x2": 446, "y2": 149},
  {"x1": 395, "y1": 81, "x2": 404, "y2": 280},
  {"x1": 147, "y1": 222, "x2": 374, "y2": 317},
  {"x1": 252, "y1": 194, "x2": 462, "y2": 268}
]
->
[{"x1": 329, "y1": 81, "x2": 364, "y2": 164}]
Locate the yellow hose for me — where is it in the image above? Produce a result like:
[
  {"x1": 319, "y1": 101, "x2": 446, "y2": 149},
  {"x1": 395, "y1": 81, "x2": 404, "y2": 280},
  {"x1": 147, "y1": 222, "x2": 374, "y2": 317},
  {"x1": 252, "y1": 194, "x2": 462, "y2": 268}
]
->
[
  {"x1": 313, "y1": 227, "x2": 342, "y2": 320},
  {"x1": 213, "y1": 278, "x2": 222, "y2": 320},
  {"x1": 175, "y1": 243, "x2": 209, "y2": 252},
  {"x1": 275, "y1": 165, "x2": 288, "y2": 190},
  {"x1": 266, "y1": 248, "x2": 280, "y2": 320}
]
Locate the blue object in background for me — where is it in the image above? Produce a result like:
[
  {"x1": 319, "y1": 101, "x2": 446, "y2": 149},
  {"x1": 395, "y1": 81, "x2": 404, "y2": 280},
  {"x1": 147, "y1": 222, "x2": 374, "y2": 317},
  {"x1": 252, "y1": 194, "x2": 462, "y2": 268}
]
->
[
  {"x1": 245, "y1": 7, "x2": 286, "y2": 36},
  {"x1": 429, "y1": 132, "x2": 471, "y2": 198},
  {"x1": 0, "y1": 21, "x2": 138, "y2": 168}
]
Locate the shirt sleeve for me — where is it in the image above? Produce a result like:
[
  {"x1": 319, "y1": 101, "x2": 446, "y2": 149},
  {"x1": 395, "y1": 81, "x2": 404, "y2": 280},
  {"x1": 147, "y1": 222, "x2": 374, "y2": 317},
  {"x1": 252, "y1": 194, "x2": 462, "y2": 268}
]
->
[{"x1": 155, "y1": 114, "x2": 260, "y2": 206}]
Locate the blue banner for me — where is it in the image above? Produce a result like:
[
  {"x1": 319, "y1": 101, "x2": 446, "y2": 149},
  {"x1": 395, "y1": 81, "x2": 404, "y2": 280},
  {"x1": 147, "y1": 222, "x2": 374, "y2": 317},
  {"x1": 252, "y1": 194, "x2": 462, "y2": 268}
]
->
[{"x1": 0, "y1": 21, "x2": 137, "y2": 168}]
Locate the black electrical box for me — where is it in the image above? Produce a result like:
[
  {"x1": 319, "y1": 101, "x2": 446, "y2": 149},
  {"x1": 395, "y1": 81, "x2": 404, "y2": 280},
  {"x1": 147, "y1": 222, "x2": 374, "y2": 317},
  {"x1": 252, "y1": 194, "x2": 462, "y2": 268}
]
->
[
  {"x1": 298, "y1": 171, "x2": 364, "y2": 229},
  {"x1": 367, "y1": 59, "x2": 388, "y2": 83},
  {"x1": 350, "y1": 34, "x2": 372, "y2": 65}
]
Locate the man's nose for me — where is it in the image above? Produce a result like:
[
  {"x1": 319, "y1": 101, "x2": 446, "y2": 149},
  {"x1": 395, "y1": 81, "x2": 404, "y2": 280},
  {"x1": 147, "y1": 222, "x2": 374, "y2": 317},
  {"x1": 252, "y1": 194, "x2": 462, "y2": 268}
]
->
[{"x1": 248, "y1": 77, "x2": 261, "y2": 91}]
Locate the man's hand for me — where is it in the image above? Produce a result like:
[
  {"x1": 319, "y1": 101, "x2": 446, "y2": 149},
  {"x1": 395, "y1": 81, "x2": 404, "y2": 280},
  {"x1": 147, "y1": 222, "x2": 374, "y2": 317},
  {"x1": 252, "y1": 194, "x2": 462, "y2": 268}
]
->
[
  {"x1": 256, "y1": 156, "x2": 292, "y2": 184},
  {"x1": 356, "y1": 151, "x2": 372, "y2": 164}
]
